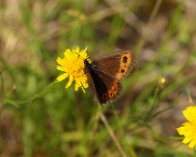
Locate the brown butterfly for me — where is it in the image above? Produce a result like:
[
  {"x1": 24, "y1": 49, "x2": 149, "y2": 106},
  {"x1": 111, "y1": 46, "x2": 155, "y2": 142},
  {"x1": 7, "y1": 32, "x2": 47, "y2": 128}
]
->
[{"x1": 84, "y1": 51, "x2": 136, "y2": 104}]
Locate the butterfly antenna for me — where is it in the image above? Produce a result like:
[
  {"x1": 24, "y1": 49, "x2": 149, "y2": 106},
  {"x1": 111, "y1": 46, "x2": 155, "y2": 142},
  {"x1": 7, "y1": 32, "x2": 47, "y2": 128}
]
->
[{"x1": 74, "y1": 51, "x2": 87, "y2": 61}]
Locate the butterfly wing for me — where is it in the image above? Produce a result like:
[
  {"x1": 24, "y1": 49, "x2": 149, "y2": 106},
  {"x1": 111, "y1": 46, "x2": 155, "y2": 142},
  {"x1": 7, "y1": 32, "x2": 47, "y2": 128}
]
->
[
  {"x1": 85, "y1": 64, "x2": 122, "y2": 104},
  {"x1": 92, "y1": 51, "x2": 135, "y2": 80}
]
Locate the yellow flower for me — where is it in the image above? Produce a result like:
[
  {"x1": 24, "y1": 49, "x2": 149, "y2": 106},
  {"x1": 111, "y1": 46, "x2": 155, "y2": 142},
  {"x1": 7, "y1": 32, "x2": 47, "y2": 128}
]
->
[
  {"x1": 158, "y1": 77, "x2": 167, "y2": 89},
  {"x1": 56, "y1": 47, "x2": 90, "y2": 92},
  {"x1": 177, "y1": 105, "x2": 196, "y2": 149}
]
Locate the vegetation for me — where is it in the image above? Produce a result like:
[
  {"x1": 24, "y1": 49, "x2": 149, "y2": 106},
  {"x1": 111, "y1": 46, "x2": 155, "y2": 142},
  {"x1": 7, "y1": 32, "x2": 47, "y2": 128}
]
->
[{"x1": 0, "y1": 0, "x2": 196, "y2": 156}]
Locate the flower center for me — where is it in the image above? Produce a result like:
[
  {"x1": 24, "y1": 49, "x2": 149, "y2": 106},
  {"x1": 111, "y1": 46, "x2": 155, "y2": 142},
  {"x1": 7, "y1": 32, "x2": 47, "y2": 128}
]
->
[{"x1": 71, "y1": 66, "x2": 85, "y2": 78}]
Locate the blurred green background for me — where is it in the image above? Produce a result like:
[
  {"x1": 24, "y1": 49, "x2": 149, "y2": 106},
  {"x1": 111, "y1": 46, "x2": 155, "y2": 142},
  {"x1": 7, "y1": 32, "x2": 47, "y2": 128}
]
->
[{"x1": 0, "y1": 0, "x2": 196, "y2": 156}]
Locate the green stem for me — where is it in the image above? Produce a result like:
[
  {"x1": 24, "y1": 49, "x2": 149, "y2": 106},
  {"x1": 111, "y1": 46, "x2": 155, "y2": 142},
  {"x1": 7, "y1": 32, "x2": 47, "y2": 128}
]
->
[
  {"x1": 4, "y1": 81, "x2": 58, "y2": 107},
  {"x1": 99, "y1": 106, "x2": 129, "y2": 157}
]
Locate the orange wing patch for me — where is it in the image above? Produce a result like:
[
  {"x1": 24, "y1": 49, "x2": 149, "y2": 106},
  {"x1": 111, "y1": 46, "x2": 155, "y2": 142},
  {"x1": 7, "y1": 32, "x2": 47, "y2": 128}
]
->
[
  {"x1": 102, "y1": 80, "x2": 120, "y2": 101},
  {"x1": 116, "y1": 52, "x2": 132, "y2": 80}
]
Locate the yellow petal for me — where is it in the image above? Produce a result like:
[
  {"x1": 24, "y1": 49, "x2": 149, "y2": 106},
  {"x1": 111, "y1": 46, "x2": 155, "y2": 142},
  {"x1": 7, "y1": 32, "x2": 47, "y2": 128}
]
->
[
  {"x1": 81, "y1": 47, "x2": 87, "y2": 55},
  {"x1": 64, "y1": 49, "x2": 72, "y2": 59},
  {"x1": 74, "y1": 81, "x2": 80, "y2": 92},
  {"x1": 177, "y1": 127, "x2": 183, "y2": 135},
  {"x1": 57, "y1": 73, "x2": 68, "y2": 81},
  {"x1": 74, "y1": 47, "x2": 80, "y2": 54},
  {"x1": 81, "y1": 82, "x2": 88, "y2": 93},
  {"x1": 56, "y1": 66, "x2": 65, "y2": 71},
  {"x1": 65, "y1": 76, "x2": 73, "y2": 88},
  {"x1": 183, "y1": 106, "x2": 196, "y2": 124},
  {"x1": 82, "y1": 81, "x2": 88, "y2": 88},
  {"x1": 81, "y1": 87, "x2": 86, "y2": 93},
  {"x1": 188, "y1": 141, "x2": 195, "y2": 149},
  {"x1": 177, "y1": 120, "x2": 196, "y2": 149},
  {"x1": 56, "y1": 57, "x2": 64, "y2": 65},
  {"x1": 64, "y1": 48, "x2": 71, "y2": 55}
]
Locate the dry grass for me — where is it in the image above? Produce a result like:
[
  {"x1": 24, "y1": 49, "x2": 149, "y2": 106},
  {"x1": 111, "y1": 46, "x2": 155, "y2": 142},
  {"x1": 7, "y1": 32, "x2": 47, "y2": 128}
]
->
[{"x1": 0, "y1": 0, "x2": 196, "y2": 156}]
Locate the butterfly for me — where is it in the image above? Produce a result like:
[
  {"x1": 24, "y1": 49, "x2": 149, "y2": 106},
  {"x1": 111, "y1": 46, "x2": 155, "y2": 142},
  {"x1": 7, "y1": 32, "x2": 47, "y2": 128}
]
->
[{"x1": 84, "y1": 51, "x2": 136, "y2": 104}]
